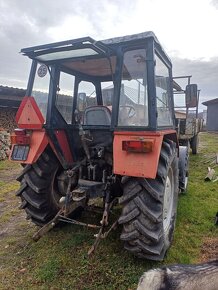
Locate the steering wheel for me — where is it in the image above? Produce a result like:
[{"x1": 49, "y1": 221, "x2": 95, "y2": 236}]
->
[{"x1": 119, "y1": 105, "x2": 136, "y2": 118}]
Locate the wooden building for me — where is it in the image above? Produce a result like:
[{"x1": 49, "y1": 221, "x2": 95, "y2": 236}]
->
[{"x1": 202, "y1": 98, "x2": 218, "y2": 131}]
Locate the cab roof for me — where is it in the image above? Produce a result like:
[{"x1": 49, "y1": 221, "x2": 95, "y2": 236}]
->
[{"x1": 21, "y1": 31, "x2": 171, "y2": 65}]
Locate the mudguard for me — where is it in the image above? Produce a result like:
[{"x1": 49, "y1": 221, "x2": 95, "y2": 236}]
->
[
  {"x1": 113, "y1": 130, "x2": 178, "y2": 179},
  {"x1": 10, "y1": 130, "x2": 48, "y2": 164}
]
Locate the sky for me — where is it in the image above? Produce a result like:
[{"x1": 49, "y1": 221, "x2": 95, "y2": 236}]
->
[{"x1": 0, "y1": 0, "x2": 218, "y2": 111}]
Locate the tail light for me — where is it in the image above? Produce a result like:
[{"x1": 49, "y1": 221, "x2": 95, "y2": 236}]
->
[
  {"x1": 11, "y1": 129, "x2": 31, "y2": 145},
  {"x1": 122, "y1": 140, "x2": 154, "y2": 153}
]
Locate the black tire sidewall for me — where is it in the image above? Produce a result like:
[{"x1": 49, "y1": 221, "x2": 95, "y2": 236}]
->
[{"x1": 162, "y1": 148, "x2": 179, "y2": 250}]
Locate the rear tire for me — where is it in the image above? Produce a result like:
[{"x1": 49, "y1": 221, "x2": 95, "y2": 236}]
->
[
  {"x1": 119, "y1": 140, "x2": 179, "y2": 261},
  {"x1": 16, "y1": 148, "x2": 80, "y2": 226}
]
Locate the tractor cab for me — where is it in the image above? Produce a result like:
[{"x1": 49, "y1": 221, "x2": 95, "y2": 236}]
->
[{"x1": 13, "y1": 32, "x2": 175, "y2": 169}]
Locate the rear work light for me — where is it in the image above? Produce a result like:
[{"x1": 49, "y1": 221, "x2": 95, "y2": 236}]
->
[
  {"x1": 122, "y1": 139, "x2": 154, "y2": 153},
  {"x1": 11, "y1": 129, "x2": 31, "y2": 145}
]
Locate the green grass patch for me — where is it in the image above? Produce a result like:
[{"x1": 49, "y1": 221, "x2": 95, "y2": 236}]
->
[
  {"x1": 0, "y1": 181, "x2": 19, "y2": 195},
  {"x1": 35, "y1": 257, "x2": 62, "y2": 283},
  {"x1": 0, "y1": 207, "x2": 20, "y2": 223},
  {"x1": 0, "y1": 159, "x2": 21, "y2": 170},
  {"x1": 0, "y1": 180, "x2": 5, "y2": 186}
]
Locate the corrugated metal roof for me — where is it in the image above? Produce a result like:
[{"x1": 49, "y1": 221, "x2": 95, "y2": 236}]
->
[
  {"x1": 123, "y1": 86, "x2": 145, "y2": 105},
  {"x1": 0, "y1": 86, "x2": 26, "y2": 108},
  {"x1": 103, "y1": 85, "x2": 145, "y2": 105},
  {"x1": 0, "y1": 85, "x2": 26, "y2": 97},
  {"x1": 202, "y1": 98, "x2": 218, "y2": 106}
]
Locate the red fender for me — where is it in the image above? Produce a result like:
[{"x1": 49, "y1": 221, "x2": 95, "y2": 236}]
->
[
  {"x1": 10, "y1": 130, "x2": 48, "y2": 164},
  {"x1": 113, "y1": 130, "x2": 178, "y2": 179}
]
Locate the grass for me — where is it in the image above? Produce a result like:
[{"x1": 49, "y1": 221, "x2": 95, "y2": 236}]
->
[
  {"x1": 0, "y1": 159, "x2": 20, "y2": 171},
  {"x1": 0, "y1": 160, "x2": 20, "y2": 204},
  {"x1": 0, "y1": 182, "x2": 19, "y2": 196},
  {"x1": 0, "y1": 132, "x2": 217, "y2": 290},
  {"x1": 36, "y1": 257, "x2": 62, "y2": 283}
]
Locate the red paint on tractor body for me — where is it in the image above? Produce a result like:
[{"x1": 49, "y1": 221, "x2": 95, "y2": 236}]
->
[
  {"x1": 10, "y1": 130, "x2": 48, "y2": 164},
  {"x1": 113, "y1": 130, "x2": 177, "y2": 179},
  {"x1": 10, "y1": 96, "x2": 48, "y2": 163},
  {"x1": 54, "y1": 130, "x2": 73, "y2": 164},
  {"x1": 11, "y1": 95, "x2": 74, "y2": 165}
]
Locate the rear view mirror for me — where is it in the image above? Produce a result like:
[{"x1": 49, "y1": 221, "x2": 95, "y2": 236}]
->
[{"x1": 185, "y1": 84, "x2": 198, "y2": 107}]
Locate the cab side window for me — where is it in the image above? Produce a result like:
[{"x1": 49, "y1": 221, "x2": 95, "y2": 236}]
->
[{"x1": 155, "y1": 55, "x2": 173, "y2": 126}]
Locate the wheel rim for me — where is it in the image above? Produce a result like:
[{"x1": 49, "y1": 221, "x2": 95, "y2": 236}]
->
[
  {"x1": 163, "y1": 167, "x2": 174, "y2": 233},
  {"x1": 52, "y1": 169, "x2": 86, "y2": 210},
  {"x1": 184, "y1": 153, "x2": 189, "y2": 190},
  {"x1": 184, "y1": 176, "x2": 188, "y2": 189},
  {"x1": 52, "y1": 168, "x2": 66, "y2": 208}
]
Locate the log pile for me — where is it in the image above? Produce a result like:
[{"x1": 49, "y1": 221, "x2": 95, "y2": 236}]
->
[
  {"x1": 0, "y1": 108, "x2": 17, "y2": 132},
  {"x1": 0, "y1": 130, "x2": 10, "y2": 160}
]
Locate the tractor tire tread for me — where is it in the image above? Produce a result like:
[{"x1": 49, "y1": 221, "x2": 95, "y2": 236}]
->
[
  {"x1": 22, "y1": 189, "x2": 47, "y2": 209},
  {"x1": 119, "y1": 140, "x2": 178, "y2": 261},
  {"x1": 16, "y1": 164, "x2": 32, "y2": 182},
  {"x1": 16, "y1": 147, "x2": 60, "y2": 226}
]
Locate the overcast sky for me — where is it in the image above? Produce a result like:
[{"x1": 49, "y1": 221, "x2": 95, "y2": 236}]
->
[{"x1": 0, "y1": 0, "x2": 218, "y2": 110}]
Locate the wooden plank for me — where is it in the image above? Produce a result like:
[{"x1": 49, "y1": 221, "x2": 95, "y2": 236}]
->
[{"x1": 205, "y1": 167, "x2": 216, "y2": 181}]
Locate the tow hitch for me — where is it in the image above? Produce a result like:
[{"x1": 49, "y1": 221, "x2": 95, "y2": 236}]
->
[{"x1": 32, "y1": 169, "x2": 118, "y2": 256}]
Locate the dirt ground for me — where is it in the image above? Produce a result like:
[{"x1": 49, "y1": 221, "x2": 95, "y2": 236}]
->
[
  {"x1": 0, "y1": 165, "x2": 23, "y2": 239},
  {"x1": 0, "y1": 164, "x2": 35, "y2": 253},
  {"x1": 200, "y1": 237, "x2": 218, "y2": 262}
]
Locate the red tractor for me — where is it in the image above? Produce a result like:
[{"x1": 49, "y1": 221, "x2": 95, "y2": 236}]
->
[{"x1": 10, "y1": 32, "x2": 197, "y2": 260}]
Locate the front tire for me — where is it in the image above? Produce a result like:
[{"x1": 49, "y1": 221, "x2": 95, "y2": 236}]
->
[{"x1": 118, "y1": 140, "x2": 179, "y2": 261}]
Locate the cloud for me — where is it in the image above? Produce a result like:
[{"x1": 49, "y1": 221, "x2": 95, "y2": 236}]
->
[
  {"x1": 0, "y1": 1, "x2": 56, "y2": 87},
  {"x1": 1, "y1": 0, "x2": 135, "y2": 36},
  {"x1": 172, "y1": 56, "x2": 218, "y2": 109},
  {"x1": 211, "y1": 0, "x2": 218, "y2": 9},
  {"x1": 0, "y1": 0, "x2": 217, "y2": 109},
  {"x1": 172, "y1": 57, "x2": 218, "y2": 94},
  {"x1": 0, "y1": 0, "x2": 136, "y2": 90},
  {"x1": 0, "y1": 0, "x2": 136, "y2": 87}
]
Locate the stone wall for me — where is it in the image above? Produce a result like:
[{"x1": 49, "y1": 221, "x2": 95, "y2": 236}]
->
[{"x1": 0, "y1": 107, "x2": 17, "y2": 132}]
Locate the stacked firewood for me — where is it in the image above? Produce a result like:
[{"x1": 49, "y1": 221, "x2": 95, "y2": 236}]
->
[
  {"x1": 0, "y1": 108, "x2": 17, "y2": 132},
  {"x1": 0, "y1": 130, "x2": 10, "y2": 160}
]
